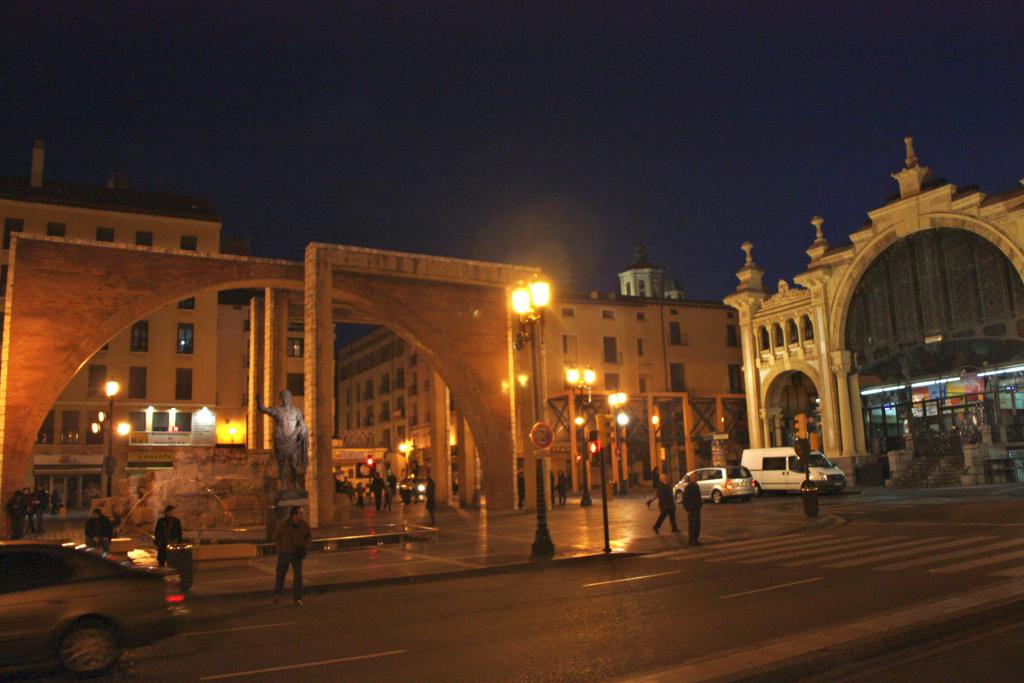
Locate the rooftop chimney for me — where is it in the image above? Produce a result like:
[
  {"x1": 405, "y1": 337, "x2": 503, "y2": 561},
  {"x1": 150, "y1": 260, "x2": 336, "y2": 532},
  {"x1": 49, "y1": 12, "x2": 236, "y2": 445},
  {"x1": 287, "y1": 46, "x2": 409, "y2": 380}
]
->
[{"x1": 30, "y1": 140, "x2": 45, "y2": 188}]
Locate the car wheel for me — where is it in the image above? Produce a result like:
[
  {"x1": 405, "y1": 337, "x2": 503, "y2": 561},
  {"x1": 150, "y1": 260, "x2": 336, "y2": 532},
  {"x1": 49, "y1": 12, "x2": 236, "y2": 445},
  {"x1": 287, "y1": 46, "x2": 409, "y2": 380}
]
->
[
  {"x1": 753, "y1": 482, "x2": 762, "y2": 497},
  {"x1": 675, "y1": 490, "x2": 684, "y2": 504},
  {"x1": 58, "y1": 620, "x2": 119, "y2": 676},
  {"x1": 711, "y1": 490, "x2": 723, "y2": 504}
]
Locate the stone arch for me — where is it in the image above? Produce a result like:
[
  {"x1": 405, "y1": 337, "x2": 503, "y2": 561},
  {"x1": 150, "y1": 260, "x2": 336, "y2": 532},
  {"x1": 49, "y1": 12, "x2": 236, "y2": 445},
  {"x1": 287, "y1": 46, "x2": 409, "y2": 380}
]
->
[
  {"x1": 830, "y1": 213, "x2": 1024, "y2": 351},
  {"x1": 762, "y1": 364, "x2": 822, "y2": 448},
  {"x1": 760, "y1": 360, "x2": 822, "y2": 409}
]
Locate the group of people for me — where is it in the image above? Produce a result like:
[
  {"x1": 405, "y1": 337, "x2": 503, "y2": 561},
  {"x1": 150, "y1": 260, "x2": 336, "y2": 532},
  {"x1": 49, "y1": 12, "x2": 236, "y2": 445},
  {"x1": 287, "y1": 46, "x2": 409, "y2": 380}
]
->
[
  {"x1": 648, "y1": 468, "x2": 703, "y2": 546},
  {"x1": 333, "y1": 468, "x2": 437, "y2": 524},
  {"x1": 5, "y1": 485, "x2": 59, "y2": 539},
  {"x1": 515, "y1": 469, "x2": 571, "y2": 509}
]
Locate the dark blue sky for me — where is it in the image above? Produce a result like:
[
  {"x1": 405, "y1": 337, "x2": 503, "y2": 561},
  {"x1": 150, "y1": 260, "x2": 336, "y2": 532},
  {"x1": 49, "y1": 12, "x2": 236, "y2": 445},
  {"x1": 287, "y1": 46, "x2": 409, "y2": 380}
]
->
[{"x1": 2, "y1": 2, "x2": 1022, "y2": 301}]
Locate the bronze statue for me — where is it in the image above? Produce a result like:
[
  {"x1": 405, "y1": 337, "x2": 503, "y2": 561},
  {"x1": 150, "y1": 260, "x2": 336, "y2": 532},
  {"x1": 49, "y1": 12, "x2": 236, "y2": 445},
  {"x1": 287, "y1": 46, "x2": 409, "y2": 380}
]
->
[{"x1": 257, "y1": 390, "x2": 309, "y2": 496}]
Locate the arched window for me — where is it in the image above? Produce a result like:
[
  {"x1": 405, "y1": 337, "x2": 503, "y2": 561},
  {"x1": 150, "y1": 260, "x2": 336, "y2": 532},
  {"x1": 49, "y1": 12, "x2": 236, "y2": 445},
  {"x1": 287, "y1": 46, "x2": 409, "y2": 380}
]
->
[
  {"x1": 773, "y1": 323, "x2": 784, "y2": 348},
  {"x1": 787, "y1": 319, "x2": 799, "y2": 345},
  {"x1": 759, "y1": 326, "x2": 770, "y2": 351},
  {"x1": 802, "y1": 315, "x2": 814, "y2": 341},
  {"x1": 625, "y1": 281, "x2": 632, "y2": 296}
]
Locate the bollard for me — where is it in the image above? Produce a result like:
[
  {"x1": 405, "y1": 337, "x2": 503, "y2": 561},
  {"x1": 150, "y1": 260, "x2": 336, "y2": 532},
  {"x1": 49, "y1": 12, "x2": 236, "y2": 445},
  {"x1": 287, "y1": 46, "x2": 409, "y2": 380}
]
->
[
  {"x1": 167, "y1": 542, "x2": 194, "y2": 591},
  {"x1": 800, "y1": 480, "x2": 819, "y2": 518}
]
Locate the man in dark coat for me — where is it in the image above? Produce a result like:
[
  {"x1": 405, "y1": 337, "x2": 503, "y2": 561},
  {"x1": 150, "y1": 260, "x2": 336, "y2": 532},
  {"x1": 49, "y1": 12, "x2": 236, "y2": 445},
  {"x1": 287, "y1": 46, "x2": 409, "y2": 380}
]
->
[
  {"x1": 682, "y1": 473, "x2": 703, "y2": 546},
  {"x1": 557, "y1": 471, "x2": 568, "y2": 506},
  {"x1": 387, "y1": 471, "x2": 398, "y2": 498},
  {"x1": 274, "y1": 506, "x2": 312, "y2": 605},
  {"x1": 153, "y1": 504, "x2": 183, "y2": 567},
  {"x1": 6, "y1": 489, "x2": 28, "y2": 539},
  {"x1": 517, "y1": 469, "x2": 526, "y2": 509},
  {"x1": 23, "y1": 487, "x2": 37, "y2": 534},
  {"x1": 424, "y1": 469, "x2": 437, "y2": 526},
  {"x1": 652, "y1": 472, "x2": 680, "y2": 534},
  {"x1": 85, "y1": 508, "x2": 114, "y2": 552},
  {"x1": 370, "y1": 473, "x2": 385, "y2": 511},
  {"x1": 33, "y1": 486, "x2": 49, "y2": 534}
]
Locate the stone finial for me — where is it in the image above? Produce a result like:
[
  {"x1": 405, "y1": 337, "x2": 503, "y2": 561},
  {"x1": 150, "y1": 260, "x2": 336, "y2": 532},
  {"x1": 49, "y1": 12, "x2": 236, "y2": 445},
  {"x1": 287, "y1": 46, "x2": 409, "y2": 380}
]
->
[
  {"x1": 1019, "y1": 177, "x2": 1024, "y2": 187},
  {"x1": 904, "y1": 136, "x2": 918, "y2": 169},
  {"x1": 777, "y1": 279, "x2": 789, "y2": 294},
  {"x1": 741, "y1": 241, "x2": 754, "y2": 266},
  {"x1": 811, "y1": 215, "x2": 825, "y2": 243}
]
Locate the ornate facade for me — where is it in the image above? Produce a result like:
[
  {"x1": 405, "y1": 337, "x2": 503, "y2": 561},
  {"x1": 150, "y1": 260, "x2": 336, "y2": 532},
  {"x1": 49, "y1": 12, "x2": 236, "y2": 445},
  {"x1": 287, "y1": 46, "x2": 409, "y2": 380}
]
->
[{"x1": 726, "y1": 138, "x2": 1024, "y2": 479}]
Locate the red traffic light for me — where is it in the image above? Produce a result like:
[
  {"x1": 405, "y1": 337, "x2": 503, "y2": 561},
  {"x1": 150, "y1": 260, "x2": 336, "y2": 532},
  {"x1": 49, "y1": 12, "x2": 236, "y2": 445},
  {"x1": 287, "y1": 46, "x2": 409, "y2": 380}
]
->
[
  {"x1": 366, "y1": 456, "x2": 374, "y2": 466},
  {"x1": 588, "y1": 440, "x2": 601, "y2": 455}
]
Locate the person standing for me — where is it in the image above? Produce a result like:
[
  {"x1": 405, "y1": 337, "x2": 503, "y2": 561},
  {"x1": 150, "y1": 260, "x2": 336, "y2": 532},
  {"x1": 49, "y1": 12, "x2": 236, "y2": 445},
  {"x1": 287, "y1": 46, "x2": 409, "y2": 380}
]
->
[
  {"x1": 273, "y1": 506, "x2": 312, "y2": 605},
  {"x1": 153, "y1": 505, "x2": 183, "y2": 567},
  {"x1": 682, "y1": 473, "x2": 703, "y2": 546},
  {"x1": 50, "y1": 488, "x2": 63, "y2": 516},
  {"x1": 517, "y1": 469, "x2": 526, "y2": 509},
  {"x1": 34, "y1": 486, "x2": 49, "y2": 534},
  {"x1": 387, "y1": 470, "x2": 398, "y2": 498},
  {"x1": 6, "y1": 489, "x2": 28, "y2": 539},
  {"x1": 370, "y1": 473, "x2": 385, "y2": 511},
  {"x1": 23, "y1": 488, "x2": 37, "y2": 534},
  {"x1": 652, "y1": 472, "x2": 680, "y2": 534},
  {"x1": 424, "y1": 469, "x2": 437, "y2": 526},
  {"x1": 556, "y1": 471, "x2": 568, "y2": 506},
  {"x1": 382, "y1": 481, "x2": 393, "y2": 511},
  {"x1": 355, "y1": 482, "x2": 366, "y2": 508},
  {"x1": 85, "y1": 508, "x2": 114, "y2": 552}
]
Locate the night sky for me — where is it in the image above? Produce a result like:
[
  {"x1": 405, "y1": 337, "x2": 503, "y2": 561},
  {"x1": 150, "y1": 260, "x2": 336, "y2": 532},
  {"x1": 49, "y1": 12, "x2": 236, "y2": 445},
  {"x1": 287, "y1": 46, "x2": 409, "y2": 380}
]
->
[{"x1": 2, "y1": 2, "x2": 1023, "y2": 302}]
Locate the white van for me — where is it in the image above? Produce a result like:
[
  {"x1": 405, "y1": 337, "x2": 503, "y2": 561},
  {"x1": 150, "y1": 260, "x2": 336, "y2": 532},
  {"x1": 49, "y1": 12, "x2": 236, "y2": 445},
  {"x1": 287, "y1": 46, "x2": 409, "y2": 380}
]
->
[{"x1": 741, "y1": 447, "x2": 847, "y2": 495}]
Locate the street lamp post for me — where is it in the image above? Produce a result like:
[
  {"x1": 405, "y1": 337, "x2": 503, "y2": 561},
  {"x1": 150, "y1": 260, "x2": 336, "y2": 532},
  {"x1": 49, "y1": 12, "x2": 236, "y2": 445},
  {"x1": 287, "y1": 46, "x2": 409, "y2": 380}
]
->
[
  {"x1": 608, "y1": 391, "x2": 629, "y2": 495},
  {"x1": 512, "y1": 279, "x2": 555, "y2": 559},
  {"x1": 103, "y1": 380, "x2": 120, "y2": 497},
  {"x1": 566, "y1": 366, "x2": 596, "y2": 507}
]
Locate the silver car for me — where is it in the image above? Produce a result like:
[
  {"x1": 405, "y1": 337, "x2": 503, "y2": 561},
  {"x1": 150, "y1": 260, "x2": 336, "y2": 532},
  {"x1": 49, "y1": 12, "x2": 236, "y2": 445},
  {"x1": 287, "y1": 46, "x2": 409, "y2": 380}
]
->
[
  {"x1": 0, "y1": 541, "x2": 184, "y2": 676},
  {"x1": 674, "y1": 466, "x2": 756, "y2": 504}
]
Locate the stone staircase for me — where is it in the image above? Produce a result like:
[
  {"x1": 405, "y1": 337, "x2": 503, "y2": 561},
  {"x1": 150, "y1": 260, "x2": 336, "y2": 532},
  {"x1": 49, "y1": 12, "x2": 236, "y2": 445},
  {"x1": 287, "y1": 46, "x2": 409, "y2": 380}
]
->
[{"x1": 894, "y1": 452, "x2": 965, "y2": 488}]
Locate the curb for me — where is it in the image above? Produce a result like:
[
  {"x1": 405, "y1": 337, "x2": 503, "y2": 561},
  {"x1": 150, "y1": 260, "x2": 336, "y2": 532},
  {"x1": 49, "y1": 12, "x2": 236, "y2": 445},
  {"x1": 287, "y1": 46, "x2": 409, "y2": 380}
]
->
[{"x1": 193, "y1": 550, "x2": 642, "y2": 601}]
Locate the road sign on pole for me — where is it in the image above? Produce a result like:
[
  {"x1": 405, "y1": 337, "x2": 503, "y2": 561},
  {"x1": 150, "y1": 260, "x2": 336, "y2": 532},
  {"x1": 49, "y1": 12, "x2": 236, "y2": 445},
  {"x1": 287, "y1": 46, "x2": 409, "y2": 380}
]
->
[{"x1": 529, "y1": 421, "x2": 554, "y2": 450}]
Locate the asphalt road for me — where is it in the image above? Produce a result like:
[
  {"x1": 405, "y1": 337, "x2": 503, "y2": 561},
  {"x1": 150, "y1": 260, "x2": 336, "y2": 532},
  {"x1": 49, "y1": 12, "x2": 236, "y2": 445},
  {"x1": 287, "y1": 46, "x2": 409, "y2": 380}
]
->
[{"x1": 13, "y1": 487, "x2": 1024, "y2": 682}]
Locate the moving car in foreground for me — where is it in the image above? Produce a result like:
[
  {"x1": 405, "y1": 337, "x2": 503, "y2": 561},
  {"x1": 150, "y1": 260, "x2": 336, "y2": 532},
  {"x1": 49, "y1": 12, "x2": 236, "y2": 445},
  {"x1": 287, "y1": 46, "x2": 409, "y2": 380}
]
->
[{"x1": 0, "y1": 541, "x2": 185, "y2": 677}]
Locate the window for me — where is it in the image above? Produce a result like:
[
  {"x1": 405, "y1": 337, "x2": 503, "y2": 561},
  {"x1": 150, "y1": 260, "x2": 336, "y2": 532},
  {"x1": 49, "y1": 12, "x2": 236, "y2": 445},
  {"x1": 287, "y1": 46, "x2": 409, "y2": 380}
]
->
[
  {"x1": 131, "y1": 321, "x2": 149, "y2": 352},
  {"x1": 0, "y1": 551, "x2": 74, "y2": 594},
  {"x1": 410, "y1": 352, "x2": 418, "y2": 366},
  {"x1": 287, "y1": 321, "x2": 304, "y2": 333},
  {"x1": 727, "y1": 324, "x2": 739, "y2": 347},
  {"x1": 287, "y1": 373, "x2": 304, "y2": 397},
  {"x1": 760, "y1": 326, "x2": 770, "y2": 351},
  {"x1": 562, "y1": 334, "x2": 578, "y2": 358},
  {"x1": 60, "y1": 410, "x2": 80, "y2": 445},
  {"x1": 638, "y1": 280, "x2": 646, "y2": 296},
  {"x1": 625, "y1": 282, "x2": 632, "y2": 296},
  {"x1": 287, "y1": 337, "x2": 304, "y2": 357},
  {"x1": 36, "y1": 411, "x2": 54, "y2": 444},
  {"x1": 394, "y1": 367, "x2": 405, "y2": 389},
  {"x1": 174, "y1": 412, "x2": 192, "y2": 433},
  {"x1": 87, "y1": 364, "x2": 107, "y2": 398},
  {"x1": 669, "y1": 322, "x2": 683, "y2": 345},
  {"x1": 364, "y1": 406, "x2": 375, "y2": 426},
  {"x1": 397, "y1": 425, "x2": 406, "y2": 440},
  {"x1": 409, "y1": 372, "x2": 418, "y2": 396},
  {"x1": 178, "y1": 297, "x2": 196, "y2": 310},
  {"x1": 96, "y1": 227, "x2": 114, "y2": 242},
  {"x1": 86, "y1": 411, "x2": 105, "y2": 444},
  {"x1": 410, "y1": 402, "x2": 419, "y2": 425},
  {"x1": 129, "y1": 411, "x2": 147, "y2": 433},
  {"x1": 380, "y1": 400, "x2": 391, "y2": 423},
  {"x1": 46, "y1": 222, "x2": 66, "y2": 237},
  {"x1": 605, "y1": 372, "x2": 620, "y2": 390},
  {"x1": 363, "y1": 379, "x2": 374, "y2": 400},
  {"x1": 0, "y1": 265, "x2": 7, "y2": 297},
  {"x1": 177, "y1": 323, "x2": 194, "y2": 354},
  {"x1": 397, "y1": 396, "x2": 406, "y2": 418},
  {"x1": 603, "y1": 336, "x2": 618, "y2": 364},
  {"x1": 152, "y1": 411, "x2": 170, "y2": 432},
  {"x1": 803, "y1": 315, "x2": 814, "y2": 341},
  {"x1": 180, "y1": 235, "x2": 198, "y2": 251},
  {"x1": 638, "y1": 374, "x2": 649, "y2": 393},
  {"x1": 602, "y1": 310, "x2": 614, "y2": 320},
  {"x1": 561, "y1": 307, "x2": 575, "y2": 318},
  {"x1": 787, "y1": 319, "x2": 799, "y2": 345},
  {"x1": 788, "y1": 456, "x2": 805, "y2": 473},
  {"x1": 670, "y1": 363, "x2": 686, "y2": 392},
  {"x1": 762, "y1": 456, "x2": 787, "y2": 471},
  {"x1": 636, "y1": 312, "x2": 646, "y2": 321},
  {"x1": 129, "y1": 366, "x2": 147, "y2": 399},
  {"x1": 382, "y1": 429, "x2": 391, "y2": 449},
  {"x1": 135, "y1": 230, "x2": 153, "y2": 246},
  {"x1": 728, "y1": 365, "x2": 743, "y2": 394},
  {"x1": 379, "y1": 373, "x2": 390, "y2": 394},
  {"x1": 3, "y1": 218, "x2": 24, "y2": 249},
  {"x1": 175, "y1": 368, "x2": 193, "y2": 400},
  {"x1": 670, "y1": 308, "x2": 678, "y2": 316},
  {"x1": 636, "y1": 337, "x2": 646, "y2": 356}
]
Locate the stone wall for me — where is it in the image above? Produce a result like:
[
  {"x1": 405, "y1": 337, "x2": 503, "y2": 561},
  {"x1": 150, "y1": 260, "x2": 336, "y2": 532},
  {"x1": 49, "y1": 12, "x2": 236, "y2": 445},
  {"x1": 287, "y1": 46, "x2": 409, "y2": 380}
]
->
[{"x1": 131, "y1": 447, "x2": 277, "y2": 531}]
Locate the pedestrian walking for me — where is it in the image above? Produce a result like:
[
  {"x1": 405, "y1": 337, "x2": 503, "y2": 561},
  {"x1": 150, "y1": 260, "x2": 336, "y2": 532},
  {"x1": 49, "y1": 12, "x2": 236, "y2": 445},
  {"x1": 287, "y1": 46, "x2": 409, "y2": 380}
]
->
[
  {"x1": 682, "y1": 473, "x2": 703, "y2": 546},
  {"x1": 383, "y1": 483, "x2": 392, "y2": 511},
  {"x1": 645, "y1": 467, "x2": 660, "y2": 508},
  {"x1": 370, "y1": 473, "x2": 385, "y2": 511},
  {"x1": 273, "y1": 506, "x2": 312, "y2": 605},
  {"x1": 50, "y1": 489, "x2": 63, "y2": 515},
  {"x1": 556, "y1": 471, "x2": 568, "y2": 506},
  {"x1": 6, "y1": 489, "x2": 28, "y2": 539},
  {"x1": 549, "y1": 470, "x2": 556, "y2": 507},
  {"x1": 424, "y1": 468, "x2": 437, "y2": 526},
  {"x1": 355, "y1": 482, "x2": 366, "y2": 507},
  {"x1": 23, "y1": 488, "x2": 37, "y2": 534},
  {"x1": 517, "y1": 469, "x2": 526, "y2": 509},
  {"x1": 85, "y1": 508, "x2": 114, "y2": 552},
  {"x1": 387, "y1": 470, "x2": 398, "y2": 498},
  {"x1": 652, "y1": 472, "x2": 680, "y2": 534},
  {"x1": 33, "y1": 486, "x2": 49, "y2": 534},
  {"x1": 153, "y1": 505, "x2": 183, "y2": 567}
]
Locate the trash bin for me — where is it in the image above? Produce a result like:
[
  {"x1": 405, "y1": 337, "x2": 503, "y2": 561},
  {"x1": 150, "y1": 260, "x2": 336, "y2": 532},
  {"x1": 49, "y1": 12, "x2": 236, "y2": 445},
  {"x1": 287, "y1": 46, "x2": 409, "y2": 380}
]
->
[
  {"x1": 800, "y1": 480, "x2": 819, "y2": 518},
  {"x1": 167, "y1": 542, "x2": 194, "y2": 592}
]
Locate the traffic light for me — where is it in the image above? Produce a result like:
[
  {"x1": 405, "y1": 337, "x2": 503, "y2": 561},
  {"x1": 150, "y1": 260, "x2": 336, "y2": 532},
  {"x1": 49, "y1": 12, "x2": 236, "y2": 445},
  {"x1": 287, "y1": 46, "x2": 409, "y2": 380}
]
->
[
  {"x1": 595, "y1": 414, "x2": 616, "y2": 444},
  {"x1": 793, "y1": 413, "x2": 808, "y2": 440}
]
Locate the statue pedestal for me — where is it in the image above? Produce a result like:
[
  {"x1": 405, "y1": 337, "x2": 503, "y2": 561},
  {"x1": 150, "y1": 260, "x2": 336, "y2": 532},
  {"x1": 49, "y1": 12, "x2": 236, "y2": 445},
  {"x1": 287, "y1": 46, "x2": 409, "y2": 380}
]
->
[{"x1": 264, "y1": 491, "x2": 311, "y2": 542}]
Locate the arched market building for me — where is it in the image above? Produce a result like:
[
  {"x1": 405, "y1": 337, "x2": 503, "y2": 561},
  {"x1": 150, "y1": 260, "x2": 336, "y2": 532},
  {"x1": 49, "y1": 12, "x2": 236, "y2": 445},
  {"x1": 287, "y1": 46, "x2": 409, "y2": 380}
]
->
[{"x1": 726, "y1": 138, "x2": 1024, "y2": 487}]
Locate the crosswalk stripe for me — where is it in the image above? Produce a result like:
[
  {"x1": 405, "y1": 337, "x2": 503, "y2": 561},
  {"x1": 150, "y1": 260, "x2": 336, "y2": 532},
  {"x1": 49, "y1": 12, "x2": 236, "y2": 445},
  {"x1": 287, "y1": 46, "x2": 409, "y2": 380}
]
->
[
  {"x1": 692, "y1": 533, "x2": 834, "y2": 553},
  {"x1": 670, "y1": 533, "x2": 838, "y2": 561},
  {"x1": 930, "y1": 547, "x2": 1024, "y2": 574},
  {"x1": 707, "y1": 536, "x2": 864, "y2": 563},
  {"x1": 783, "y1": 537, "x2": 951, "y2": 568},
  {"x1": 826, "y1": 537, "x2": 993, "y2": 569},
  {"x1": 880, "y1": 537, "x2": 1024, "y2": 571},
  {"x1": 738, "y1": 537, "x2": 899, "y2": 565}
]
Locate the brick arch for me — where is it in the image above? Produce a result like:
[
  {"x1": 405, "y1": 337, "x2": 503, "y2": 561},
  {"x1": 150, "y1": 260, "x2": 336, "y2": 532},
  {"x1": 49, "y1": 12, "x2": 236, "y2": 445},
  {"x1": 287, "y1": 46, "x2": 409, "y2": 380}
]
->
[{"x1": 0, "y1": 235, "x2": 304, "y2": 514}]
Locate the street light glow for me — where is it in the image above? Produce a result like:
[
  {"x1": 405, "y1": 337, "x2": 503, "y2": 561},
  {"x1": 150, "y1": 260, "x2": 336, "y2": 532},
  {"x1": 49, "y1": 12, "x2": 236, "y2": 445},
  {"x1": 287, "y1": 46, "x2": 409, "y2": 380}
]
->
[
  {"x1": 116, "y1": 422, "x2": 130, "y2": 436},
  {"x1": 651, "y1": 414, "x2": 660, "y2": 426},
  {"x1": 511, "y1": 287, "x2": 533, "y2": 315},
  {"x1": 574, "y1": 415, "x2": 585, "y2": 426},
  {"x1": 105, "y1": 380, "x2": 120, "y2": 398},
  {"x1": 566, "y1": 366, "x2": 580, "y2": 385},
  {"x1": 528, "y1": 280, "x2": 551, "y2": 308},
  {"x1": 616, "y1": 412, "x2": 629, "y2": 426},
  {"x1": 583, "y1": 367, "x2": 596, "y2": 385}
]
